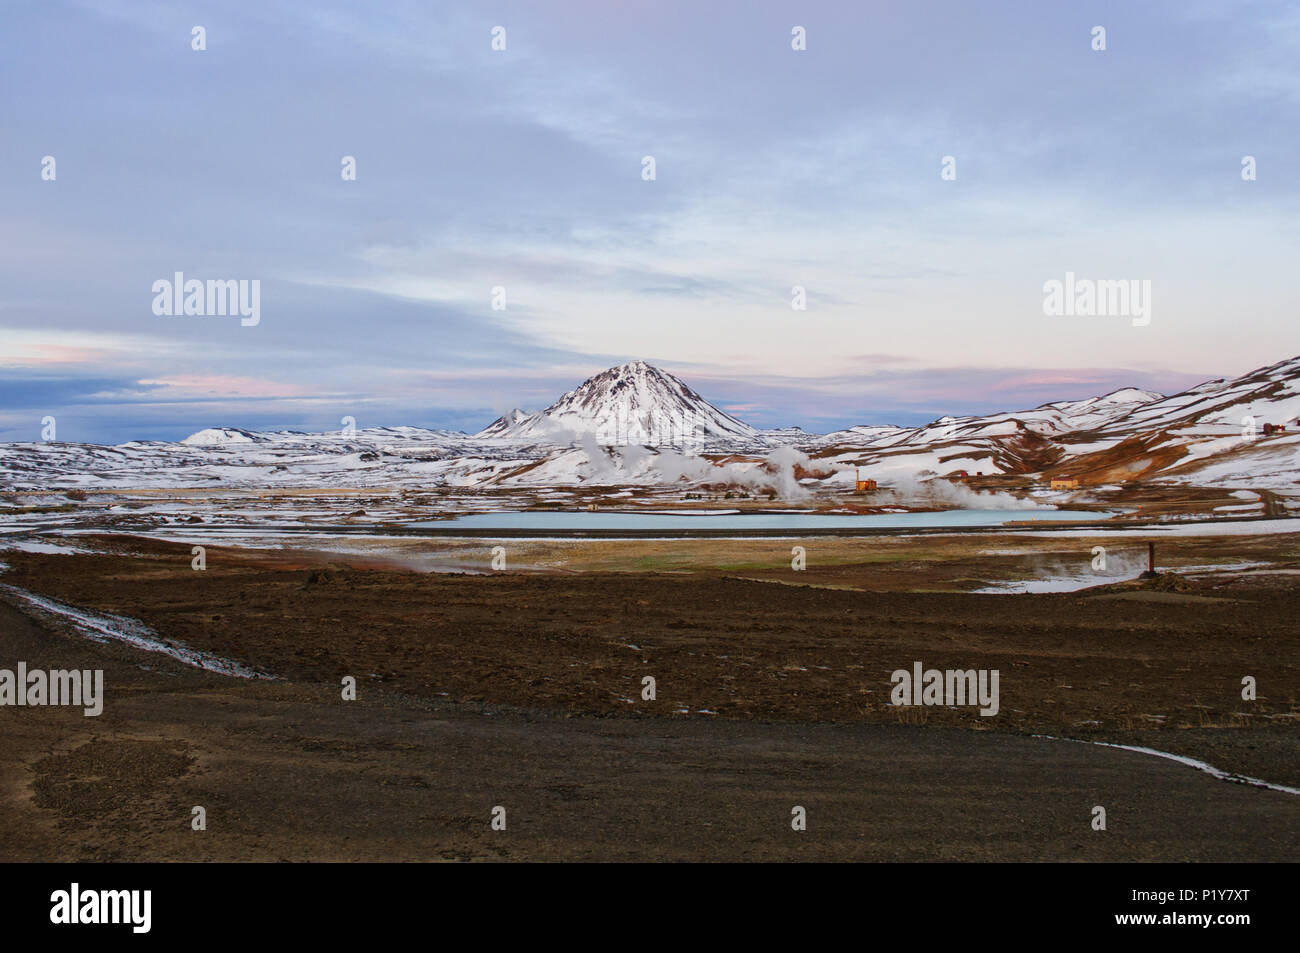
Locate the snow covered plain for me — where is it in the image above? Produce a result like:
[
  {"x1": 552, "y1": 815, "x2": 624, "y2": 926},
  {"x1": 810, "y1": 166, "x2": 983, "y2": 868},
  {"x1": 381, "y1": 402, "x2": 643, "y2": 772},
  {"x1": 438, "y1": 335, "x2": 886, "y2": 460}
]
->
[{"x1": 3, "y1": 358, "x2": 1298, "y2": 537}]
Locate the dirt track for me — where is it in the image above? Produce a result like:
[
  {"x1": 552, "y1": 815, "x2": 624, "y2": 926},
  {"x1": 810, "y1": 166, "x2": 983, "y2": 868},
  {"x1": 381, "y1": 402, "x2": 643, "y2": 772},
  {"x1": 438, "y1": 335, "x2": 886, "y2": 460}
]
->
[{"x1": 0, "y1": 541, "x2": 1296, "y2": 861}]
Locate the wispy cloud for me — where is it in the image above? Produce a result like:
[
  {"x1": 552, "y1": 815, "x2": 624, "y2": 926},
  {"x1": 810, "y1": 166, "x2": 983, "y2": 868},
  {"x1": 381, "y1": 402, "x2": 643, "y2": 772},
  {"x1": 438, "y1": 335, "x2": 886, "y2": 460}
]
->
[{"x1": 3, "y1": 0, "x2": 1298, "y2": 441}]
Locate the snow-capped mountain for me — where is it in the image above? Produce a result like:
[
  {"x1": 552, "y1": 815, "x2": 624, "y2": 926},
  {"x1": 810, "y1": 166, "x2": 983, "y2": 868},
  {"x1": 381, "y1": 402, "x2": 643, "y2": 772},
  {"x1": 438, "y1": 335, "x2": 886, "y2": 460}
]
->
[
  {"x1": 1039, "y1": 388, "x2": 1166, "y2": 431},
  {"x1": 478, "y1": 409, "x2": 531, "y2": 439},
  {"x1": 477, "y1": 361, "x2": 758, "y2": 444},
  {"x1": 1093, "y1": 355, "x2": 1300, "y2": 434},
  {"x1": 1048, "y1": 355, "x2": 1300, "y2": 489},
  {"x1": 181, "y1": 427, "x2": 261, "y2": 447},
  {"x1": 3, "y1": 356, "x2": 1300, "y2": 495},
  {"x1": 809, "y1": 357, "x2": 1300, "y2": 491}
]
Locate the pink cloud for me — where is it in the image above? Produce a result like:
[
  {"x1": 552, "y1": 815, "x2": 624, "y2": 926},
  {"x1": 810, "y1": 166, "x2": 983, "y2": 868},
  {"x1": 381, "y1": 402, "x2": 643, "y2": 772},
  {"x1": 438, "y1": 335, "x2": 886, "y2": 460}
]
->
[{"x1": 135, "y1": 375, "x2": 309, "y2": 399}]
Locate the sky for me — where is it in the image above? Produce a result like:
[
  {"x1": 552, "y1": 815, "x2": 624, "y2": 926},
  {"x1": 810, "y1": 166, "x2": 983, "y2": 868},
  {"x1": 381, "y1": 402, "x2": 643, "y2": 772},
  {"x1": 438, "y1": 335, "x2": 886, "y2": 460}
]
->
[{"x1": 2, "y1": 0, "x2": 1298, "y2": 443}]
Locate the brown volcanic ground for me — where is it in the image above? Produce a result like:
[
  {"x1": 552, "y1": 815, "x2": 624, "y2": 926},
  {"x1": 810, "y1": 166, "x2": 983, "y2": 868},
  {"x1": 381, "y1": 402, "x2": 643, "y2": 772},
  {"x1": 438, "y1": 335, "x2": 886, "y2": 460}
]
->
[{"x1": 0, "y1": 536, "x2": 1296, "y2": 861}]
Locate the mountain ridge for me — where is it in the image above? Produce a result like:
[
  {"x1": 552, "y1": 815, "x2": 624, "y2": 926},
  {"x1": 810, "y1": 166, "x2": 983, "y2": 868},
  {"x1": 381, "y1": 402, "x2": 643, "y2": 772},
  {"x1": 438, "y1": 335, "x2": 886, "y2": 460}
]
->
[
  {"x1": 175, "y1": 357, "x2": 1298, "y2": 449},
  {"x1": 476, "y1": 360, "x2": 757, "y2": 443},
  {"x1": 5, "y1": 355, "x2": 1299, "y2": 495}
]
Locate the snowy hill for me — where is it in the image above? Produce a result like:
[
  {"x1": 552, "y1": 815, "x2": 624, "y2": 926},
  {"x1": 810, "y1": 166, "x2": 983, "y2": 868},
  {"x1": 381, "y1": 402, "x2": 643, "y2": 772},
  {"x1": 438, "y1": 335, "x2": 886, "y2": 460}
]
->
[
  {"x1": 4, "y1": 356, "x2": 1300, "y2": 495},
  {"x1": 478, "y1": 361, "x2": 757, "y2": 444},
  {"x1": 181, "y1": 427, "x2": 260, "y2": 447},
  {"x1": 477, "y1": 409, "x2": 531, "y2": 439},
  {"x1": 1094, "y1": 355, "x2": 1300, "y2": 434}
]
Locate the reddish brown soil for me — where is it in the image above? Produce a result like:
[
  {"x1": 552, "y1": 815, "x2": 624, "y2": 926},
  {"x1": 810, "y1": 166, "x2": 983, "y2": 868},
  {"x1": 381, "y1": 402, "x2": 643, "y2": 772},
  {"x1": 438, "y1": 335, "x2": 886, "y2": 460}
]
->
[
  {"x1": 0, "y1": 540, "x2": 1295, "y2": 861},
  {"x1": 2, "y1": 541, "x2": 1296, "y2": 768}
]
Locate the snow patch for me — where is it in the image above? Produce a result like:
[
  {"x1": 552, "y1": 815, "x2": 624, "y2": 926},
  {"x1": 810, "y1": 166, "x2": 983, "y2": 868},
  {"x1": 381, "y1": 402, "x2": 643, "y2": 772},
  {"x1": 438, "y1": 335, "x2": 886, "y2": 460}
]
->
[{"x1": 1, "y1": 585, "x2": 272, "y2": 678}]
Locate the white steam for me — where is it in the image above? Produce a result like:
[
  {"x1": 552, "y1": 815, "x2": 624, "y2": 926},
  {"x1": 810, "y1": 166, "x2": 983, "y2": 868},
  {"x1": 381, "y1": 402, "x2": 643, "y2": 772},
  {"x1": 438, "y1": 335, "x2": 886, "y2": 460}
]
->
[
  {"x1": 569, "y1": 437, "x2": 814, "y2": 500},
  {"x1": 873, "y1": 474, "x2": 1043, "y2": 510},
  {"x1": 568, "y1": 433, "x2": 1054, "y2": 509}
]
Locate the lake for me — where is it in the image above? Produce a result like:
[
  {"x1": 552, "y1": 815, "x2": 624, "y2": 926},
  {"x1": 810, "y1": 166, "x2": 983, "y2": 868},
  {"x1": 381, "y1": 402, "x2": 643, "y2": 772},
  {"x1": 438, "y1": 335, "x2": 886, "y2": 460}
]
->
[{"x1": 415, "y1": 509, "x2": 1106, "y2": 532}]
